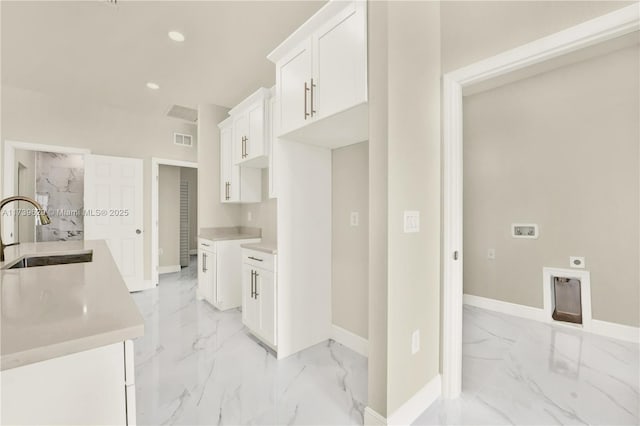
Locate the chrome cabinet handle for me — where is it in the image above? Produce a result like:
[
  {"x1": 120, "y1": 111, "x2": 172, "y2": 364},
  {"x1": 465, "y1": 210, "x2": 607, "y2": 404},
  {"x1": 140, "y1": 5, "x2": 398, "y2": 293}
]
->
[
  {"x1": 250, "y1": 270, "x2": 256, "y2": 298},
  {"x1": 254, "y1": 271, "x2": 259, "y2": 298},
  {"x1": 304, "y1": 82, "x2": 310, "y2": 120},
  {"x1": 310, "y1": 78, "x2": 316, "y2": 117},
  {"x1": 248, "y1": 256, "x2": 263, "y2": 262},
  {"x1": 136, "y1": 229, "x2": 142, "y2": 235},
  {"x1": 203, "y1": 253, "x2": 207, "y2": 272},
  {"x1": 201, "y1": 243, "x2": 210, "y2": 247}
]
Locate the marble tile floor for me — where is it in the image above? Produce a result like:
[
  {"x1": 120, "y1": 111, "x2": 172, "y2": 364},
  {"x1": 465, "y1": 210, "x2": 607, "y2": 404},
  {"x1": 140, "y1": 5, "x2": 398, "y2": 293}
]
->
[
  {"x1": 131, "y1": 257, "x2": 368, "y2": 425},
  {"x1": 414, "y1": 305, "x2": 639, "y2": 425},
  {"x1": 132, "y1": 257, "x2": 638, "y2": 425}
]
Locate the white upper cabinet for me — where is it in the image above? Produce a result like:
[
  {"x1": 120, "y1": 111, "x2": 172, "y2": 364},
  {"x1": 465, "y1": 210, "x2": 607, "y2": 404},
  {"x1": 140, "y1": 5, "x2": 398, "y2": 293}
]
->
[
  {"x1": 268, "y1": 0, "x2": 368, "y2": 149},
  {"x1": 277, "y1": 39, "x2": 313, "y2": 136},
  {"x1": 229, "y1": 87, "x2": 271, "y2": 168},
  {"x1": 219, "y1": 117, "x2": 261, "y2": 204}
]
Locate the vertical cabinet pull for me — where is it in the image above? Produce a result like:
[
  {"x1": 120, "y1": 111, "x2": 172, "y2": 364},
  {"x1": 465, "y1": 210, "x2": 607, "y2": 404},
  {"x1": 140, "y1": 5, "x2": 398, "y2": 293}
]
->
[
  {"x1": 251, "y1": 269, "x2": 256, "y2": 299},
  {"x1": 225, "y1": 182, "x2": 230, "y2": 200},
  {"x1": 310, "y1": 78, "x2": 316, "y2": 117},
  {"x1": 241, "y1": 136, "x2": 248, "y2": 159},
  {"x1": 254, "y1": 271, "x2": 259, "y2": 298},
  {"x1": 304, "y1": 82, "x2": 310, "y2": 120},
  {"x1": 203, "y1": 253, "x2": 207, "y2": 272}
]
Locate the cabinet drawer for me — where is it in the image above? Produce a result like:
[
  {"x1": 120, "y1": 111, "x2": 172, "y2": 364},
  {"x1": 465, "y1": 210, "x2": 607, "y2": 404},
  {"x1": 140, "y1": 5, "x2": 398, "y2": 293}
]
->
[
  {"x1": 243, "y1": 249, "x2": 275, "y2": 272},
  {"x1": 198, "y1": 238, "x2": 216, "y2": 252}
]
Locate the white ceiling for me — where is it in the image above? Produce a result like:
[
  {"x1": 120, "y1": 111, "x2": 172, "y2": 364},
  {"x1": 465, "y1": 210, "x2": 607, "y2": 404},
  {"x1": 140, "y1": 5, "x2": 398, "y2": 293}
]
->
[{"x1": 1, "y1": 1, "x2": 325, "y2": 117}]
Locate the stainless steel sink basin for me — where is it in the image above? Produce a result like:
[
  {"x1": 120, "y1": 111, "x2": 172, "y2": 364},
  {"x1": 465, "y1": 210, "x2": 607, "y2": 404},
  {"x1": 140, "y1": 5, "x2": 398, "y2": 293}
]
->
[{"x1": 3, "y1": 250, "x2": 93, "y2": 270}]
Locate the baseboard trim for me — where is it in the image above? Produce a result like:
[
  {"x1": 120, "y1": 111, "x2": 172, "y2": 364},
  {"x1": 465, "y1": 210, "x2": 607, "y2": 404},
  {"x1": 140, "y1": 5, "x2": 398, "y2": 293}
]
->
[
  {"x1": 592, "y1": 320, "x2": 640, "y2": 344},
  {"x1": 463, "y1": 294, "x2": 639, "y2": 344},
  {"x1": 331, "y1": 324, "x2": 368, "y2": 357},
  {"x1": 463, "y1": 294, "x2": 545, "y2": 322},
  {"x1": 387, "y1": 374, "x2": 441, "y2": 425},
  {"x1": 364, "y1": 407, "x2": 387, "y2": 426},
  {"x1": 159, "y1": 265, "x2": 181, "y2": 274}
]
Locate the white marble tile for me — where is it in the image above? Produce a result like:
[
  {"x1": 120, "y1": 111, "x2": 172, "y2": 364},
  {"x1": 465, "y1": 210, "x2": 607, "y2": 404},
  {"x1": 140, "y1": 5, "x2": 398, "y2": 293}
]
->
[
  {"x1": 131, "y1": 258, "x2": 368, "y2": 425},
  {"x1": 415, "y1": 306, "x2": 640, "y2": 426}
]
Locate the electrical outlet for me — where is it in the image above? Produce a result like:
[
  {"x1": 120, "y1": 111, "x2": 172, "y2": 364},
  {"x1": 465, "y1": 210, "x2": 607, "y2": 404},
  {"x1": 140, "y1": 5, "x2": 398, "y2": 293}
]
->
[
  {"x1": 570, "y1": 256, "x2": 585, "y2": 269},
  {"x1": 350, "y1": 212, "x2": 359, "y2": 227},
  {"x1": 487, "y1": 249, "x2": 496, "y2": 260},
  {"x1": 411, "y1": 329, "x2": 420, "y2": 354},
  {"x1": 404, "y1": 211, "x2": 420, "y2": 233},
  {"x1": 247, "y1": 211, "x2": 252, "y2": 222}
]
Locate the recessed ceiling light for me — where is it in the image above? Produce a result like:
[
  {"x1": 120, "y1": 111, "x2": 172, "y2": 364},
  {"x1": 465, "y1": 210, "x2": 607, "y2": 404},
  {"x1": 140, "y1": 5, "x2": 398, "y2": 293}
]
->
[
  {"x1": 168, "y1": 31, "x2": 185, "y2": 42},
  {"x1": 146, "y1": 82, "x2": 160, "y2": 90}
]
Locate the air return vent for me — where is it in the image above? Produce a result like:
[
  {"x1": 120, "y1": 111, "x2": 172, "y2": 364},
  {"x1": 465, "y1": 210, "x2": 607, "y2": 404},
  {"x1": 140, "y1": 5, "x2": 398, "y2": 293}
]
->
[
  {"x1": 166, "y1": 104, "x2": 198, "y2": 123},
  {"x1": 174, "y1": 133, "x2": 193, "y2": 147}
]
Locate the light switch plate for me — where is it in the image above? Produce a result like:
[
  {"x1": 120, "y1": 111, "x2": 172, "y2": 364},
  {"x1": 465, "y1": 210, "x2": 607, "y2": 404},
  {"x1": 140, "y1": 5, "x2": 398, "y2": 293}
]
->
[
  {"x1": 350, "y1": 212, "x2": 359, "y2": 227},
  {"x1": 404, "y1": 211, "x2": 420, "y2": 233}
]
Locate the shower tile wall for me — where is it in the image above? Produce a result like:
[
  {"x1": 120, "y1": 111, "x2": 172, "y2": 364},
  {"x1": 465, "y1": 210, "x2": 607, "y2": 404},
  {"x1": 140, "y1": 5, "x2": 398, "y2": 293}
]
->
[{"x1": 35, "y1": 152, "x2": 84, "y2": 241}]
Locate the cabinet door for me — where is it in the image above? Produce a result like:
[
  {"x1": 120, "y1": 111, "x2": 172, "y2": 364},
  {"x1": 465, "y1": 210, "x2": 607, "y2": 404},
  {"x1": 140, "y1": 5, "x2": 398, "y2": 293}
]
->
[
  {"x1": 233, "y1": 114, "x2": 249, "y2": 165},
  {"x1": 246, "y1": 102, "x2": 265, "y2": 160},
  {"x1": 255, "y1": 267, "x2": 276, "y2": 346},
  {"x1": 242, "y1": 264, "x2": 259, "y2": 331},
  {"x1": 268, "y1": 95, "x2": 278, "y2": 199},
  {"x1": 220, "y1": 126, "x2": 232, "y2": 202},
  {"x1": 313, "y1": 1, "x2": 367, "y2": 119},
  {"x1": 199, "y1": 250, "x2": 216, "y2": 303},
  {"x1": 277, "y1": 38, "x2": 313, "y2": 135}
]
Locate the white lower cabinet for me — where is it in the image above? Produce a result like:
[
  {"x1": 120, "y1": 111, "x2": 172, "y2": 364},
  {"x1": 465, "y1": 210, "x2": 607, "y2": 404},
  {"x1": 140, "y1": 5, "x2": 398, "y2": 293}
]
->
[
  {"x1": 198, "y1": 238, "x2": 261, "y2": 311},
  {"x1": 242, "y1": 249, "x2": 277, "y2": 348},
  {"x1": 1, "y1": 340, "x2": 135, "y2": 425}
]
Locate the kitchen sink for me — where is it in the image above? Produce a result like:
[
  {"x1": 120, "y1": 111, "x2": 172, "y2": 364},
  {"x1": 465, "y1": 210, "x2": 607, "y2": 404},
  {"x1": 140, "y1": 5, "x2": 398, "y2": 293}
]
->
[{"x1": 3, "y1": 250, "x2": 93, "y2": 270}]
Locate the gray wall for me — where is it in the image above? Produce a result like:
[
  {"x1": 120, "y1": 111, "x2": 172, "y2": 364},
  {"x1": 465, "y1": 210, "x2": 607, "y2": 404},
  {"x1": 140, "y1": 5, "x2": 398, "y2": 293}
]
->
[
  {"x1": 1, "y1": 86, "x2": 197, "y2": 280},
  {"x1": 368, "y1": 1, "x2": 442, "y2": 416},
  {"x1": 332, "y1": 142, "x2": 368, "y2": 339},
  {"x1": 239, "y1": 168, "x2": 277, "y2": 243},
  {"x1": 197, "y1": 104, "x2": 240, "y2": 231},
  {"x1": 463, "y1": 45, "x2": 639, "y2": 327},
  {"x1": 158, "y1": 165, "x2": 180, "y2": 268}
]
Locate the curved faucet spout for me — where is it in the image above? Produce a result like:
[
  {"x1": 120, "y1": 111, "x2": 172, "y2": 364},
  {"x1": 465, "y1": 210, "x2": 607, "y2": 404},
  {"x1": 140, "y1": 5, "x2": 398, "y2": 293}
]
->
[{"x1": 0, "y1": 196, "x2": 52, "y2": 262}]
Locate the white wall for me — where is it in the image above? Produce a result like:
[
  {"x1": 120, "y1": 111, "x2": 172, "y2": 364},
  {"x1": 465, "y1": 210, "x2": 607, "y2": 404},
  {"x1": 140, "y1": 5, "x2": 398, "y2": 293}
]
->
[
  {"x1": 1, "y1": 86, "x2": 197, "y2": 280},
  {"x1": 332, "y1": 142, "x2": 368, "y2": 339},
  {"x1": 463, "y1": 45, "x2": 639, "y2": 327}
]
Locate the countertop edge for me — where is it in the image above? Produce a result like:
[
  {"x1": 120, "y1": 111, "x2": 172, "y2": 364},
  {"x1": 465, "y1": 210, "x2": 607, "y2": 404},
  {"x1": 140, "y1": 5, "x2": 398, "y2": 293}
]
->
[{"x1": 1, "y1": 323, "x2": 144, "y2": 371}]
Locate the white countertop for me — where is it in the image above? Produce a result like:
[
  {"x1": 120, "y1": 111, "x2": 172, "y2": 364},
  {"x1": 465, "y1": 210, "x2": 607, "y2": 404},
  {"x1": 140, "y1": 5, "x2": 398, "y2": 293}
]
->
[
  {"x1": 199, "y1": 226, "x2": 262, "y2": 242},
  {"x1": 240, "y1": 242, "x2": 278, "y2": 255},
  {"x1": 0, "y1": 240, "x2": 144, "y2": 371}
]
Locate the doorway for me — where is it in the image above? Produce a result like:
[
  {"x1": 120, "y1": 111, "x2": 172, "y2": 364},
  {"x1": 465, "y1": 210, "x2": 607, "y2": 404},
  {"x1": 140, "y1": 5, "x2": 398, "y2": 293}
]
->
[
  {"x1": 441, "y1": 5, "x2": 639, "y2": 399},
  {"x1": 151, "y1": 158, "x2": 198, "y2": 286}
]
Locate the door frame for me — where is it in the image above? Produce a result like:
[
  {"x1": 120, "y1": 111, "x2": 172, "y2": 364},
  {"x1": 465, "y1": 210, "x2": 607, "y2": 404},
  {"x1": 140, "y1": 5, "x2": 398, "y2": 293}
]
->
[
  {"x1": 441, "y1": 4, "x2": 639, "y2": 399},
  {"x1": 2, "y1": 140, "x2": 91, "y2": 242},
  {"x1": 151, "y1": 157, "x2": 198, "y2": 286}
]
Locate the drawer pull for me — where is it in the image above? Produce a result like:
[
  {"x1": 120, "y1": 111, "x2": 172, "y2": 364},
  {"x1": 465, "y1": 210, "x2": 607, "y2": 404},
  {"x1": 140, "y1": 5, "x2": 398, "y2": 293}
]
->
[
  {"x1": 248, "y1": 256, "x2": 263, "y2": 262},
  {"x1": 201, "y1": 243, "x2": 210, "y2": 247}
]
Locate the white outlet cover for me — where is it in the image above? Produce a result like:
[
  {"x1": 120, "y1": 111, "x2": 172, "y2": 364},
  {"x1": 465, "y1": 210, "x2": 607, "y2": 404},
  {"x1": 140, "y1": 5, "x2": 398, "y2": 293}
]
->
[
  {"x1": 411, "y1": 329, "x2": 420, "y2": 354},
  {"x1": 570, "y1": 256, "x2": 585, "y2": 269},
  {"x1": 487, "y1": 248, "x2": 496, "y2": 260},
  {"x1": 247, "y1": 211, "x2": 252, "y2": 222},
  {"x1": 404, "y1": 211, "x2": 420, "y2": 233},
  {"x1": 350, "y1": 212, "x2": 359, "y2": 227}
]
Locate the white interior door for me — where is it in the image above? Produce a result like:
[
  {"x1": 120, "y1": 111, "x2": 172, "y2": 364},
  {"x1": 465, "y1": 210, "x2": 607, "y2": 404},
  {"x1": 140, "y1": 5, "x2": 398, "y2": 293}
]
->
[{"x1": 84, "y1": 154, "x2": 145, "y2": 292}]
